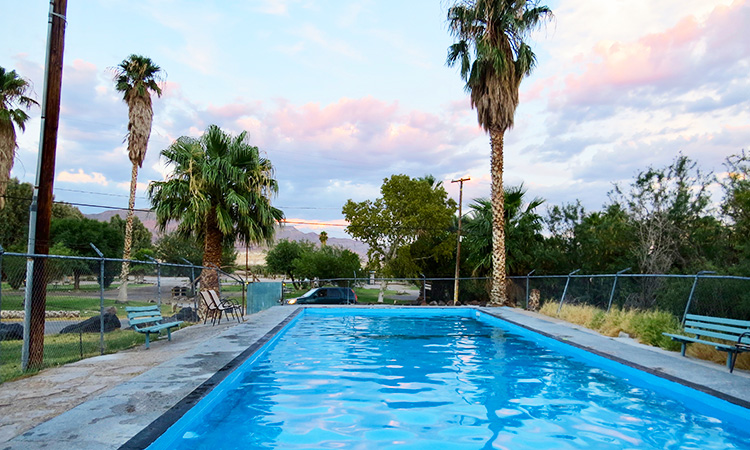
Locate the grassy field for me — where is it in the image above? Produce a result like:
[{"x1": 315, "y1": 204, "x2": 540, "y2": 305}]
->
[
  {"x1": 2, "y1": 282, "x2": 150, "y2": 292},
  {"x1": 280, "y1": 286, "x2": 407, "y2": 304},
  {"x1": 0, "y1": 291, "x2": 174, "y2": 317},
  {"x1": 1, "y1": 328, "x2": 149, "y2": 382},
  {"x1": 538, "y1": 302, "x2": 750, "y2": 371}
]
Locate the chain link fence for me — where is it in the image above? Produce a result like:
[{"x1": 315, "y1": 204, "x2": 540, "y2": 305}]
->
[
  {"x1": 0, "y1": 249, "x2": 255, "y2": 383},
  {"x1": 290, "y1": 272, "x2": 750, "y2": 323},
  {"x1": 508, "y1": 272, "x2": 750, "y2": 323}
]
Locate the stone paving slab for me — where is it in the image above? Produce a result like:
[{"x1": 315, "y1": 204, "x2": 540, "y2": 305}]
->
[
  {"x1": 483, "y1": 307, "x2": 750, "y2": 405},
  {"x1": 2, "y1": 305, "x2": 749, "y2": 449},
  {"x1": 1, "y1": 306, "x2": 296, "y2": 449}
]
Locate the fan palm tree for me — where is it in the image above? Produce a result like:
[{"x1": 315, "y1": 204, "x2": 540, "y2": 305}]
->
[
  {"x1": 0, "y1": 67, "x2": 38, "y2": 209},
  {"x1": 148, "y1": 125, "x2": 284, "y2": 291},
  {"x1": 446, "y1": 0, "x2": 552, "y2": 305},
  {"x1": 113, "y1": 54, "x2": 163, "y2": 301},
  {"x1": 319, "y1": 231, "x2": 328, "y2": 247},
  {"x1": 463, "y1": 184, "x2": 544, "y2": 278}
]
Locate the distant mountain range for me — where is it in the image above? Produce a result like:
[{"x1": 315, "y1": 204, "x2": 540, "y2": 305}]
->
[{"x1": 84, "y1": 210, "x2": 369, "y2": 264}]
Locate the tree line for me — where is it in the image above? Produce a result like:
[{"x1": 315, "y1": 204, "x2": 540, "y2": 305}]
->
[
  {"x1": 0, "y1": 178, "x2": 237, "y2": 289},
  {"x1": 330, "y1": 152, "x2": 750, "y2": 307}
]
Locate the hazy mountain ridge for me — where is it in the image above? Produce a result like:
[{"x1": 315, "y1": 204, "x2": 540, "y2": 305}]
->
[{"x1": 84, "y1": 210, "x2": 369, "y2": 260}]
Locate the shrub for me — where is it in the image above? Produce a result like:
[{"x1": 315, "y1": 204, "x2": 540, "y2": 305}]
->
[{"x1": 630, "y1": 309, "x2": 682, "y2": 350}]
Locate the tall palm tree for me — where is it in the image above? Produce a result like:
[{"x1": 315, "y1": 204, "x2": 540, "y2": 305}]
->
[
  {"x1": 113, "y1": 54, "x2": 163, "y2": 301},
  {"x1": 0, "y1": 67, "x2": 38, "y2": 209},
  {"x1": 148, "y1": 125, "x2": 284, "y2": 291},
  {"x1": 446, "y1": 0, "x2": 552, "y2": 305},
  {"x1": 319, "y1": 231, "x2": 328, "y2": 247}
]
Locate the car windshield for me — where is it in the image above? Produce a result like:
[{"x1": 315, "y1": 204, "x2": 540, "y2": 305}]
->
[{"x1": 299, "y1": 289, "x2": 318, "y2": 298}]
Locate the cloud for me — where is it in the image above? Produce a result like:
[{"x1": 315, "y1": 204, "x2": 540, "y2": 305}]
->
[
  {"x1": 552, "y1": 1, "x2": 750, "y2": 112},
  {"x1": 57, "y1": 169, "x2": 109, "y2": 186}
]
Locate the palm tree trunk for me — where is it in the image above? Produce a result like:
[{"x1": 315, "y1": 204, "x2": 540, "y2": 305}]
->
[
  {"x1": 118, "y1": 162, "x2": 139, "y2": 303},
  {"x1": 0, "y1": 123, "x2": 17, "y2": 209},
  {"x1": 202, "y1": 207, "x2": 223, "y2": 292},
  {"x1": 489, "y1": 127, "x2": 508, "y2": 306}
]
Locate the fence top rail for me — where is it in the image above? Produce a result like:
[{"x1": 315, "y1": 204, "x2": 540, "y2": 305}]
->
[
  {"x1": 0, "y1": 251, "x2": 214, "y2": 271},
  {"x1": 509, "y1": 273, "x2": 750, "y2": 282}
]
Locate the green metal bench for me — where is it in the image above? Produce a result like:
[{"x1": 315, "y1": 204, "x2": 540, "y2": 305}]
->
[
  {"x1": 663, "y1": 314, "x2": 750, "y2": 372},
  {"x1": 126, "y1": 306, "x2": 184, "y2": 349}
]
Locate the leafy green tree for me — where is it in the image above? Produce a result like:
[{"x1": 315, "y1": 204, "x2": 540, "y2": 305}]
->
[
  {"x1": 293, "y1": 246, "x2": 362, "y2": 284},
  {"x1": 541, "y1": 202, "x2": 635, "y2": 274},
  {"x1": 50, "y1": 217, "x2": 124, "y2": 288},
  {"x1": 446, "y1": 0, "x2": 552, "y2": 306},
  {"x1": 389, "y1": 228, "x2": 456, "y2": 279},
  {"x1": 721, "y1": 151, "x2": 750, "y2": 274},
  {"x1": 129, "y1": 248, "x2": 156, "y2": 282},
  {"x1": 48, "y1": 242, "x2": 90, "y2": 289},
  {"x1": 149, "y1": 125, "x2": 284, "y2": 291},
  {"x1": 0, "y1": 67, "x2": 38, "y2": 209},
  {"x1": 108, "y1": 214, "x2": 152, "y2": 253},
  {"x1": 265, "y1": 239, "x2": 314, "y2": 288},
  {"x1": 0, "y1": 178, "x2": 32, "y2": 250},
  {"x1": 343, "y1": 174, "x2": 456, "y2": 302},
  {"x1": 0, "y1": 179, "x2": 84, "y2": 251},
  {"x1": 114, "y1": 54, "x2": 163, "y2": 300},
  {"x1": 610, "y1": 154, "x2": 714, "y2": 275}
]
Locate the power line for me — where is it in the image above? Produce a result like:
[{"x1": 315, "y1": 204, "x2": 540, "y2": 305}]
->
[{"x1": 55, "y1": 187, "x2": 141, "y2": 199}]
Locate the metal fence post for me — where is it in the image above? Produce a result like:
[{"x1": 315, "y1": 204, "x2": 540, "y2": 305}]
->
[
  {"x1": 525, "y1": 269, "x2": 535, "y2": 310},
  {"x1": 607, "y1": 267, "x2": 631, "y2": 313},
  {"x1": 89, "y1": 244, "x2": 105, "y2": 356},
  {"x1": 682, "y1": 270, "x2": 716, "y2": 326},
  {"x1": 145, "y1": 256, "x2": 162, "y2": 307},
  {"x1": 557, "y1": 269, "x2": 581, "y2": 314},
  {"x1": 179, "y1": 257, "x2": 196, "y2": 296}
]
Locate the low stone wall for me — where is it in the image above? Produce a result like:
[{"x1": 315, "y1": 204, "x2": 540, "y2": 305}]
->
[{"x1": 1, "y1": 310, "x2": 81, "y2": 320}]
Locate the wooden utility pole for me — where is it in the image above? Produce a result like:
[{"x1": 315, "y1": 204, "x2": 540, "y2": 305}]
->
[
  {"x1": 451, "y1": 177, "x2": 469, "y2": 306},
  {"x1": 25, "y1": 0, "x2": 68, "y2": 369}
]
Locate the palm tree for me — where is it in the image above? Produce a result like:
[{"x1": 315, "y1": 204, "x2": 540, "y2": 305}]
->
[
  {"x1": 148, "y1": 125, "x2": 284, "y2": 291},
  {"x1": 463, "y1": 184, "x2": 544, "y2": 277},
  {"x1": 319, "y1": 231, "x2": 328, "y2": 247},
  {"x1": 446, "y1": 0, "x2": 552, "y2": 305},
  {"x1": 113, "y1": 54, "x2": 163, "y2": 301},
  {"x1": 0, "y1": 67, "x2": 38, "y2": 209}
]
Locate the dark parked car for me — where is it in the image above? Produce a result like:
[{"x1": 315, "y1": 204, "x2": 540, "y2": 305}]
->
[{"x1": 287, "y1": 287, "x2": 358, "y2": 305}]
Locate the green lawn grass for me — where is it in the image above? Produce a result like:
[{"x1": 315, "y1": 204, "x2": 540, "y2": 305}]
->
[
  {"x1": 1, "y1": 328, "x2": 149, "y2": 382},
  {"x1": 0, "y1": 291, "x2": 173, "y2": 317},
  {"x1": 0, "y1": 282, "x2": 151, "y2": 293},
  {"x1": 280, "y1": 286, "x2": 403, "y2": 304}
]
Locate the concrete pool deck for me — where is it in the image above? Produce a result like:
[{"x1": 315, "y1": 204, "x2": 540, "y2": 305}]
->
[{"x1": 1, "y1": 305, "x2": 749, "y2": 449}]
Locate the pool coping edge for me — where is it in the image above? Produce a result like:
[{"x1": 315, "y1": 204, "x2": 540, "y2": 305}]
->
[{"x1": 117, "y1": 308, "x2": 302, "y2": 450}]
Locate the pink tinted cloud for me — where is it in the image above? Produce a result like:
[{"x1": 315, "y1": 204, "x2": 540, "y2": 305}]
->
[
  {"x1": 269, "y1": 96, "x2": 398, "y2": 142},
  {"x1": 520, "y1": 78, "x2": 552, "y2": 102},
  {"x1": 206, "y1": 100, "x2": 262, "y2": 119},
  {"x1": 554, "y1": 0, "x2": 750, "y2": 107}
]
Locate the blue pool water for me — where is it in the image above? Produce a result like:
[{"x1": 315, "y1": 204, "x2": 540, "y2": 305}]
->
[{"x1": 149, "y1": 309, "x2": 750, "y2": 449}]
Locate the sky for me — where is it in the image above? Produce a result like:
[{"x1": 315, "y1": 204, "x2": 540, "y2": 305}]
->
[{"x1": 2, "y1": 0, "x2": 749, "y2": 239}]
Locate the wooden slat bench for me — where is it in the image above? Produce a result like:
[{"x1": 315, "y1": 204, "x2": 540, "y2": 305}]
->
[
  {"x1": 663, "y1": 314, "x2": 750, "y2": 372},
  {"x1": 126, "y1": 306, "x2": 183, "y2": 349}
]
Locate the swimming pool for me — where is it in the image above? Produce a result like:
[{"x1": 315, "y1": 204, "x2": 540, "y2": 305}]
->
[{"x1": 146, "y1": 308, "x2": 750, "y2": 449}]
